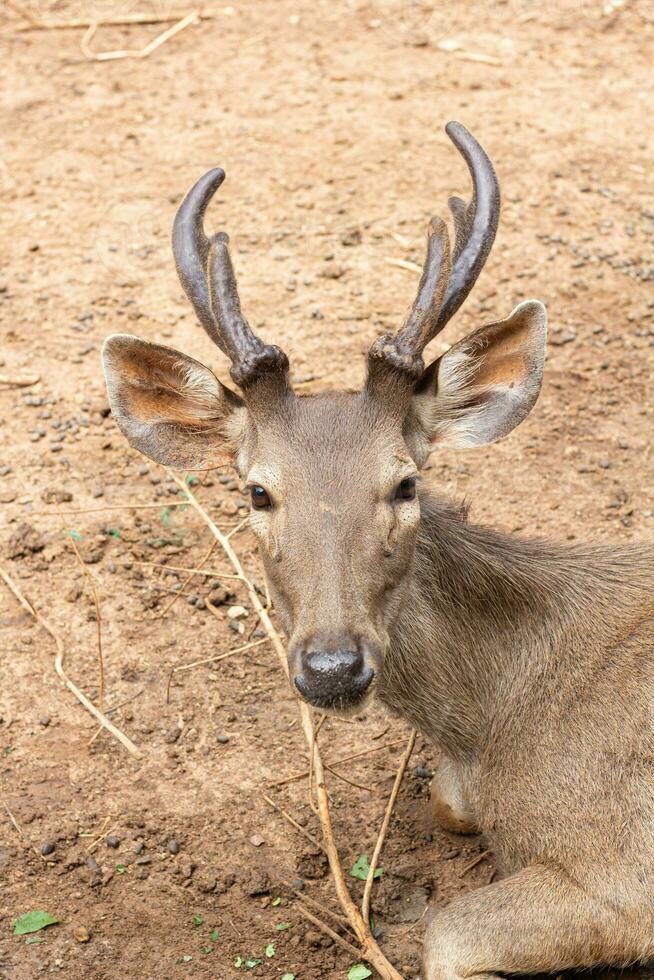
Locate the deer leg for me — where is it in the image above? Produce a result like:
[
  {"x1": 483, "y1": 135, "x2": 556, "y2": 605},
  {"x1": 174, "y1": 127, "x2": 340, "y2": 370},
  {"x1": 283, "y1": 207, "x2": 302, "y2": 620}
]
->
[
  {"x1": 430, "y1": 757, "x2": 478, "y2": 835},
  {"x1": 423, "y1": 862, "x2": 652, "y2": 980}
]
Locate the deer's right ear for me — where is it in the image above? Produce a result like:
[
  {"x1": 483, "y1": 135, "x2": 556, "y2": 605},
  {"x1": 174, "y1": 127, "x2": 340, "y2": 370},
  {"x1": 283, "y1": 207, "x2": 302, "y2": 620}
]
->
[{"x1": 102, "y1": 334, "x2": 246, "y2": 469}]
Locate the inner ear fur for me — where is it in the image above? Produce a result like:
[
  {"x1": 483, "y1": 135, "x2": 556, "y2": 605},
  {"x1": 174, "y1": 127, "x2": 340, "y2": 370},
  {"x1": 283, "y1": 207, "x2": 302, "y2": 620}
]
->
[
  {"x1": 410, "y1": 300, "x2": 547, "y2": 457},
  {"x1": 102, "y1": 334, "x2": 245, "y2": 469}
]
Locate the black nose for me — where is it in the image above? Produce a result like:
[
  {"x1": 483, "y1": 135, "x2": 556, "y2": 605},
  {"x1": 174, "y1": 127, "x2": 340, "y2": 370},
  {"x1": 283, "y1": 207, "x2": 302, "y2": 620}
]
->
[{"x1": 294, "y1": 647, "x2": 374, "y2": 708}]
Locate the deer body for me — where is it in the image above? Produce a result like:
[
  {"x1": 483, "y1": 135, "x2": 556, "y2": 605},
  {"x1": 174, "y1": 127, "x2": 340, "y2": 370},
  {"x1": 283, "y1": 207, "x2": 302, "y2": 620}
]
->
[
  {"x1": 101, "y1": 123, "x2": 654, "y2": 976},
  {"x1": 385, "y1": 496, "x2": 654, "y2": 973}
]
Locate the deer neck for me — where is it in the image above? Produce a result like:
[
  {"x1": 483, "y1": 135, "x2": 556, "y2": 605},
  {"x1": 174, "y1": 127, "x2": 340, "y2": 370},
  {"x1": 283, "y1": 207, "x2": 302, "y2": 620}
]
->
[{"x1": 379, "y1": 492, "x2": 574, "y2": 761}]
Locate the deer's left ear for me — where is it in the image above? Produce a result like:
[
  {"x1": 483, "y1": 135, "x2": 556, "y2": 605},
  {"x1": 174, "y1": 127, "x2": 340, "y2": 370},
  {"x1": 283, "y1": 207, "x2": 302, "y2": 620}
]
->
[{"x1": 411, "y1": 300, "x2": 547, "y2": 455}]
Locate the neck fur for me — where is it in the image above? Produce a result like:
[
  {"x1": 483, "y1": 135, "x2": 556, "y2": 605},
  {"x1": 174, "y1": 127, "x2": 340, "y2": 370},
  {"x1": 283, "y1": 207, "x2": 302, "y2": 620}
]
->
[{"x1": 379, "y1": 491, "x2": 640, "y2": 761}]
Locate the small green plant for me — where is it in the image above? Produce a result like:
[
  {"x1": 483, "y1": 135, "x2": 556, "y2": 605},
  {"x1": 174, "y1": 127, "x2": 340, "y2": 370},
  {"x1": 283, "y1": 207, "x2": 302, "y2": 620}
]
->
[
  {"x1": 348, "y1": 965, "x2": 372, "y2": 980},
  {"x1": 349, "y1": 854, "x2": 382, "y2": 881}
]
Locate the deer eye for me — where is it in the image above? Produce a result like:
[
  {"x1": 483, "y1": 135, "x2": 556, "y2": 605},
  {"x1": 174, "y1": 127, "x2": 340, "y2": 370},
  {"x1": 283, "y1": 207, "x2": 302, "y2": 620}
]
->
[
  {"x1": 394, "y1": 477, "x2": 417, "y2": 502},
  {"x1": 250, "y1": 485, "x2": 272, "y2": 510}
]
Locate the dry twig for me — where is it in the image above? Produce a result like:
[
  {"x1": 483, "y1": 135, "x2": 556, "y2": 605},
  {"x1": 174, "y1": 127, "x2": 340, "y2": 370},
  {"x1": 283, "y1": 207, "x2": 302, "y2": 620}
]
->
[
  {"x1": 0, "y1": 566, "x2": 139, "y2": 756},
  {"x1": 80, "y1": 11, "x2": 198, "y2": 62},
  {"x1": 8, "y1": 4, "x2": 215, "y2": 31},
  {"x1": 0, "y1": 373, "x2": 40, "y2": 387},
  {"x1": 295, "y1": 903, "x2": 362, "y2": 959},
  {"x1": 35, "y1": 500, "x2": 193, "y2": 516},
  {"x1": 60, "y1": 518, "x2": 104, "y2": 704},
  {"x1": 362, "y1": 730, "x2": 416, "y2": 923},
  {"x1": 267, "y1": 737, "x2": 409, "y2": 787},
  {"x1": 263, "y1": 795, "x2": 325, "y2": 853},
  {"x1": 156, "y1": 538, "x2": 216, "y2": 619},
  {"x1": 3, "y1": 799, "x2": 41, "y2": 858},
  {"x1": 458, "y1": 848, "x2": 493, "y2": 877},
  {"x1": 166, "y1": 637, "x2": 269, "y2": 703},
  {"x1": 385, "y1": 256, "x2": 423, "y2": 274},
  {"x1": 87, "y1": 688, "x2": 144, "y2": 747},
  {"x1": 286, "y1": 883, "x2": 355, "y2": 933}
]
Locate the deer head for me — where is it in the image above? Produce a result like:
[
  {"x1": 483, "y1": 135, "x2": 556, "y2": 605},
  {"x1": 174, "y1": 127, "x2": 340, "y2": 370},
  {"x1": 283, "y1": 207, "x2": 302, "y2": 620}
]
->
[{"x1": 102, "y1": 122, "x2": 547, "y2": 714}]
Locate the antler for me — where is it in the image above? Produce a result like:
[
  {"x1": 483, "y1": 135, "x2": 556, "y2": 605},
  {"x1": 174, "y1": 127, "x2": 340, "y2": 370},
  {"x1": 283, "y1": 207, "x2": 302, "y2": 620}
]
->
[
  {"x1": 172, "y1": 169, "x2": 290, "y2": 391},
  {"x1": 368, "y1": 121, "x2": 500, "y2": 385}
]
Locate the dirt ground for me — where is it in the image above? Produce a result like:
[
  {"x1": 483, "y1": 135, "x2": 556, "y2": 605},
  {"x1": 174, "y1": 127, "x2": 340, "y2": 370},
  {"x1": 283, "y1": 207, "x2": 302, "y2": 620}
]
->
[{"x1": 1, "y1": 1, "x2": 653, "y2": 978}]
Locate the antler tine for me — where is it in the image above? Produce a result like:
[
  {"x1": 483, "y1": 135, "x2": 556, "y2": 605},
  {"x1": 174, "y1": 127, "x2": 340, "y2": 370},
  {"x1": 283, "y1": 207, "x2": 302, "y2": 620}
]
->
[
  {"x1": 395, "y1": 217, "x2": 451, "y2": 355},
  {"x1": 435, "y1": 121, "x2": 500, "y2": 332},
  {"x1": 207, "y1": 236, "x2": 289, "y2": 389},
  {"x1": 172, "y1": 169, "x2": 290, "y2": 392},
  {"x1": 172, "y1": 167, "x2": 227, "y2": 351},
  {"x1": 366, "y1": 122, "x2": 500, "y2": 395}
]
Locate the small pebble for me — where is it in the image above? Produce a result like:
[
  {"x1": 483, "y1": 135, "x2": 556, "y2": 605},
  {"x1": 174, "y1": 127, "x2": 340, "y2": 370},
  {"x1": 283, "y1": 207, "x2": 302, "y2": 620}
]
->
[
  {"x1": 414, "y1": 766, "x2": 433, "y2": 779},
  {"x1": 217, "y1": 735, "x2": 230, "y2": 744},
  {"x1": 106, "y1": 835, "x2": 120, "y2": 849},
  {"x1": 41, "y1": 841, "x2": 55, "y2": 856},
  {"x1": 291, "y1": 877, "x2": 305, "y2": 891},
  {"x1": 227, "y1": 604, "x2": 248, "y2": 620},
  {"x1": 86, "y1": 857, "x2": 100, "y2": 872},
  {"x1": 168, "y1": 838, "x2": 180, "y2": 854},
  {"x1": 134, "y1": 841, "x2": 145, "y2": 854},
  {"x1": 38, "y1": 715, "x2": 50, "y2": 727}
]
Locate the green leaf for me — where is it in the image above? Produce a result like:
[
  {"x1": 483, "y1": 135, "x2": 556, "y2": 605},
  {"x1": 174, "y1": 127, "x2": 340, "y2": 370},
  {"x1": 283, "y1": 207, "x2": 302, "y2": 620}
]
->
[
  {"x1": 13, "y1": 911, "x2": 60, "y2": 936},
  {"x1": 69, "y1": 530, "x2": 83, "y2": 541},
  {"x1": 348, "y1": 966, "x2": 372, "y2": 980},
  {"x1": 281, "y1": 974, "x2": 295, "y2": 980},
  {"x1": 234, "y1": 956, "x2": 243, "y2": 968},
  {"x1": 200, "y1": 945, "x2": 213, "y2": 955},
  {"x1": 349, "y1": 854, "x2": 382, "y2": 881},
  {"x1": 25, "y1": 936, "x2": 44, "y2": 945},
  {"x1": 244, "y1": 957, "x2": 261, "y2": 969},
  {"x1": 192, "y1": 914, "x2": 203, "y2": 927},
  {"x1": 271, "y1": 896, "x2": 282, "y2": 907},
  {"x1": 209, "y1": 928, "x2": 220, "y2": 942},
  {"x1": 275, "y1": 922, "x2": 292, "y2": 931},
  {"x1": 186, "y1": 475, "x2": 199, "y2": 486},
  {"x1": 115, "y1": 864, "x2": 127, "y2": 874},
  {"x1": 107, "y1": 528, "x2": 122, "y2": 539},
  {"x1": 177, "y1": 954, "x2": 192, "y2": 963},
  {"x1": 265, "y1": 942, "x2": 275, "y2": 958}
]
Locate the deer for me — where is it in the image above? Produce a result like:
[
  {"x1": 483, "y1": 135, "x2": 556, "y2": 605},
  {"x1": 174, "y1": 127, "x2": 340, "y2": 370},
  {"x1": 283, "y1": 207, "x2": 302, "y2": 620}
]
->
[{"x1": 101, "y1": 122, "x2": 654, "y2": 979}]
